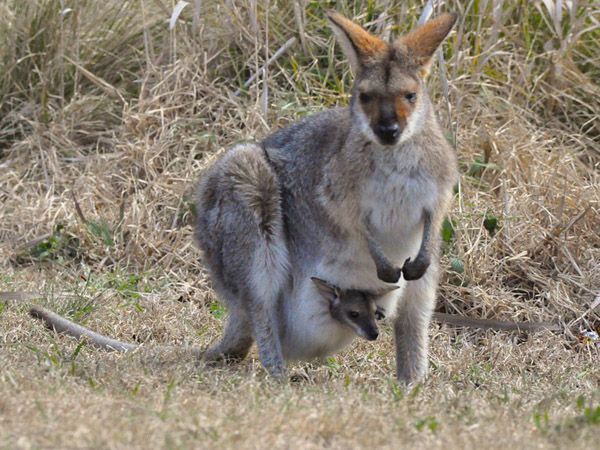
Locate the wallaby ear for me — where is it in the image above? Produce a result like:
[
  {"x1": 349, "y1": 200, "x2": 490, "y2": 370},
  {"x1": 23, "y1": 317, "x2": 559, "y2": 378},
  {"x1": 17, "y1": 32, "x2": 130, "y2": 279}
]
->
[
  {"x1": 311, "y1": 277, "x2": 340, "y2": 302},
  {"x1": 395, "y1": 12, "x2": 457, "y2": 77},
  {"x1": 367, "y1": 284, "x2": 399, "y2": 299},
  {"x1": 326, "y1": 10, "x2": 387, "y2": 73}
]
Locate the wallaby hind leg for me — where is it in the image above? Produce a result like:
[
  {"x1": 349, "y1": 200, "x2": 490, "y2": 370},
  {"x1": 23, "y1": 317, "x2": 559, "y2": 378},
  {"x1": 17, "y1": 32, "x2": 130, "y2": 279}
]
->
[
  {"x1": 393, "y1": 261, "x2": 438, "y2": 384},
  {"x1": 248, "y1": 293, "x2": 285, "y2": 379},
  {"x1": 244, "y1": 232, "x2": 288, "y2": 379},
  {"x1": 196, "y1": 143, "x2": 288, "y2": 378},
  {"x1": 204, "y1": 307, "x2": 253, "y2": 363}
]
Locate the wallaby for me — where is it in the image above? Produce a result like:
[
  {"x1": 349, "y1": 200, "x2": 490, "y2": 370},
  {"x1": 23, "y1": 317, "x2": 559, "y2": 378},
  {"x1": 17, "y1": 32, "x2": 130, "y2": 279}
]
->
[
  {"x1": 28, "y1": 278, "x2": 396, "y2": 360},
  {"x1": 194, "y1": 11, "x2": 460, "y2": 383}
]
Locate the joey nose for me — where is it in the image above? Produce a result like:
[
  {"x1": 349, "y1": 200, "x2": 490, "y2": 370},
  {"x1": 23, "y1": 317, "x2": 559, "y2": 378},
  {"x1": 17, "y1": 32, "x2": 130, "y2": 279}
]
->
[
  {"x1": 375, "y1": 123, "x2": 400, "y2": 145},
  {"x1": 367, "y1": 328, "x2": 379, "y2": 341}
]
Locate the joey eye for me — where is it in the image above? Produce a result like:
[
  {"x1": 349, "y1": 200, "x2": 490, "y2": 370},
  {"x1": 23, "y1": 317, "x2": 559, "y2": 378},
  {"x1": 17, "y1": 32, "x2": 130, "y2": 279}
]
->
[
  {"x1": 349, "y1": 311, "x2": 360, "y2": 319},
  {"x1": 405, "y1": 92, "x2": 417, "y2": 104},
  {"x1": 359, "y1": 92, "x2": 372, "y2": 103}
]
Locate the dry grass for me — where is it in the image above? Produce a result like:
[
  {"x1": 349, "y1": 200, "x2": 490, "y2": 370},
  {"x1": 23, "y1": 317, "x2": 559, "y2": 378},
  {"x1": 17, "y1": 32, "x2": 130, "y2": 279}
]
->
[{"x1": 1, "y1": 0, "x2": 599, "y2": 448}]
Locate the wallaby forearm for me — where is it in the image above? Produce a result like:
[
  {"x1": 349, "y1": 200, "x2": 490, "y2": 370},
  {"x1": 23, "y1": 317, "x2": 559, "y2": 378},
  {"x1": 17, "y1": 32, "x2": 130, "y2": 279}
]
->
[
  {"x1": 402, "y1": 209, "x2": 432, "y2": 281},
  {"x1": 365, "y1": 209, "x2": 433, "y2": 283},
  {"x1": 365, "y1": 227, "x2": 402, "y2": 283}
]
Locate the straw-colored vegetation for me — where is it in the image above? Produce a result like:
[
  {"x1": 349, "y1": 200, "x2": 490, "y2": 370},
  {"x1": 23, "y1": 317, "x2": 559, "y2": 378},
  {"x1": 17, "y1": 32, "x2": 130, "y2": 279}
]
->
[{"x1": 1, "y1": 0, "x2": 599, "y2": 448}]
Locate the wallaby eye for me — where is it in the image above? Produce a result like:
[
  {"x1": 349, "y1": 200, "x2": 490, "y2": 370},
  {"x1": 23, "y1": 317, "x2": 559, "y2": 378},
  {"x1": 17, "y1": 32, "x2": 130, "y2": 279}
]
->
[
  {"x1": 349, "y1": 311, "x2": 360, "y2": 319},
  {"x1": 405, "y1": 92, "x2": 417, "y2": 104},
  {"x1": 359, "y1": 92, "x2": 372, "y2": 103}
]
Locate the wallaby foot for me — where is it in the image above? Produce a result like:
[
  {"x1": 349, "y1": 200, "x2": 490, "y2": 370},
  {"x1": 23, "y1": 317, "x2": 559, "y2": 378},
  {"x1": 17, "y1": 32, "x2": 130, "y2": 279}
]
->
[
  {"x1": 394, "y1": 318, "x2": 429, "y2": 384},
  {"x1": 394, "y1": 266, "x2": 437, "y2": 384},
  {"x1": 204, "y1": 310, "x2": 254, "y2": 364},
  {"x1": 402, "y1": 255, "x2": 430, "y2": 281}
]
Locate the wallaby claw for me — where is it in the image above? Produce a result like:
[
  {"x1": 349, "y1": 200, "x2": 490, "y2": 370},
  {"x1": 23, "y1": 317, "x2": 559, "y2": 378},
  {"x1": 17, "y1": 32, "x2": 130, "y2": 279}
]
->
[
  {"x1": 402, "y1": 256, "x2": 430, "y2": 281},
  {"x1": 376, "y1": 265, "x2": 402, "y2": 283},
  {"x1": 267, "y1": 364, "x2": 287, "y2": 381}
]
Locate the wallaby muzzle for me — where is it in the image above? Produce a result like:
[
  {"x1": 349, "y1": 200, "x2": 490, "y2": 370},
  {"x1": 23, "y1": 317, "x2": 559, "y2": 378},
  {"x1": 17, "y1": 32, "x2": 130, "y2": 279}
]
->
[
  {"x1": 375, "y1": 122, "x2": 401, "y2": 145},
  {"x1": 373, "y1": 100, "x2": 402, "y2": 145}
]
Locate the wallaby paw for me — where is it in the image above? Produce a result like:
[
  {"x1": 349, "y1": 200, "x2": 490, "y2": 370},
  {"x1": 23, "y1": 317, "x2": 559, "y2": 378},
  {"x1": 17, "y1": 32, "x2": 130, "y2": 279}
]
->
[
  {"x1": 202, "y1": 347, "x2": 224, "y2": 363},
  {"x1": 268, "y1": 366, "x2": 287, "y2": 382},
  {"x1": 377, "y1": 265, "x2": 402, "y2": 283},
  {"x1": 201, "y1": 353, "x2": 231, "y2": 366},
  {"x1": 375, "y1": 307, "x2": 386, "y2": 321},
  {"x1": 402, "y1": 256, "x2": 430, "y2": 281},
  {"x1": 396, "y1": 361, "x2": 428, "y2": 386},
  {"x1": 261, "y1": 360, "x2": 286, "y2": 381}
]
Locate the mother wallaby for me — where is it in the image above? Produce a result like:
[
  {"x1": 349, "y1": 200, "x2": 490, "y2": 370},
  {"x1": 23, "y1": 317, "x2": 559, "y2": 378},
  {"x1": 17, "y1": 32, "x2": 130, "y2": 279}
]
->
[{"x1": 195, "y1": 11, "x2": 458, "y2": 384}]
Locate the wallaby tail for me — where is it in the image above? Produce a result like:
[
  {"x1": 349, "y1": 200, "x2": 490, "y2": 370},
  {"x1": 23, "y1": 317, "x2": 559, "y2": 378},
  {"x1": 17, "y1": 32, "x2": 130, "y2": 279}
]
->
[
  {"x1": 30, "y1": 305, "x2": 138, "y2": 352},
  {"x1": 30, "y1": 305, "x2": 206, "y2": 358}
]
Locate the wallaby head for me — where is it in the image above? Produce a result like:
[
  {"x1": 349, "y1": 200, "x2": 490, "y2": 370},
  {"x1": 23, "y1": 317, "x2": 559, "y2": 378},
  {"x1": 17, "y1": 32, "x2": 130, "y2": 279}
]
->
[
  {"x1": 311, "y1": 277, "x2": 398, "y2": 341},
  {"x1": 326, "y1": 11, "x2": 457, "y2": 146}
]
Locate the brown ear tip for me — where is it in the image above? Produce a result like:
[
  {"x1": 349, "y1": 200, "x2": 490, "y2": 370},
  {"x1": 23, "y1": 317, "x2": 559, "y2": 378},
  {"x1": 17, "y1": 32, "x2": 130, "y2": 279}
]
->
[{"x1": 444, "y1": 12, "x2": 459, "y2": 26}]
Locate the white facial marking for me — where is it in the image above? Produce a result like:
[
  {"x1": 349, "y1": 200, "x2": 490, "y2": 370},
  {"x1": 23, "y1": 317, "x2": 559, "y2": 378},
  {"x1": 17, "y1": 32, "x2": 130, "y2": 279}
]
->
[
  {"x1": 355, "y1": 105, "x2": 379, "y2": 144},
  {"x1": 398, "y1": 93, "x2": 428, "y2": 144}
]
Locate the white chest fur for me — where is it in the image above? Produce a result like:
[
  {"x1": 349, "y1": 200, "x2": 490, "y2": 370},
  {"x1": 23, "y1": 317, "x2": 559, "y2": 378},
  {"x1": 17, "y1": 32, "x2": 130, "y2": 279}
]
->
[{"x1": 362, "y1": 144, "x2": 438, "y2": 241}]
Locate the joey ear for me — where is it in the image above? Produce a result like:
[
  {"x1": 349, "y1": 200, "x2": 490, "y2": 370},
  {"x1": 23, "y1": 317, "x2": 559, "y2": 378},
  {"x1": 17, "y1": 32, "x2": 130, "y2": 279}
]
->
[
  {"x1": 395, "y1": 12, "x2": 457, "y2": 77},
  {"x1": 326, "y1": 10, "x2": 387, "y2": 73},
  {"x1": 367, "y1": 284, "x2": 399, "y2": 299},
  {"x1": 311, "y1": 277, "x2": 340, "y2": 302}
]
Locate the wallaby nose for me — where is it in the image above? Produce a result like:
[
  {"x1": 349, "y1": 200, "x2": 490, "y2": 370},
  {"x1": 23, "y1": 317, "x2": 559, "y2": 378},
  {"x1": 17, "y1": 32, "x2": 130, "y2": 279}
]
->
[{"x1": 375, "y1": 122, "x2": 400, "y2": 145}]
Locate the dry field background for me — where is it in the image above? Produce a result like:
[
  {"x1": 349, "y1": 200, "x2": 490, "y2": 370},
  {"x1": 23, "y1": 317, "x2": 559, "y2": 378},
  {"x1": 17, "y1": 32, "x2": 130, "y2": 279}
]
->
[{"x1": 1, "y1": 0, "x2": 599, "y2": 448}]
